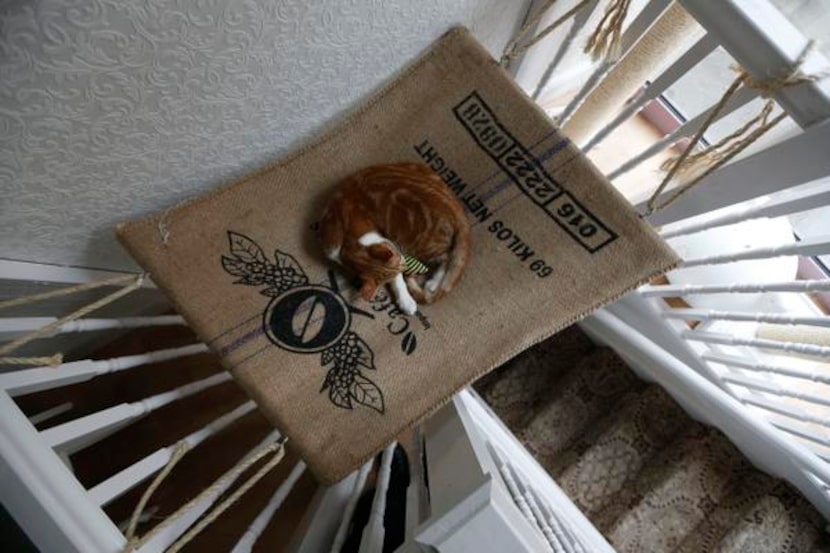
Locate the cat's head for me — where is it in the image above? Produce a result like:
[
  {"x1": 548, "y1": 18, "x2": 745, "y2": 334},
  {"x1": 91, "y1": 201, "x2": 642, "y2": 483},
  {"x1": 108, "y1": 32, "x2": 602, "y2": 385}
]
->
[{"x1": 344, "y1": 242, "x2": 404, "y2": 301}]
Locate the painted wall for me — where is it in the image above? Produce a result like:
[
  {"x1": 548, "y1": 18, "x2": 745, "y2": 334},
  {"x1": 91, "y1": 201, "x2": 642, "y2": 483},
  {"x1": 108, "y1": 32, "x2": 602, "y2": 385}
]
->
[{"x1": 1, "y1": 0, "x2": 527, "y2": 272}]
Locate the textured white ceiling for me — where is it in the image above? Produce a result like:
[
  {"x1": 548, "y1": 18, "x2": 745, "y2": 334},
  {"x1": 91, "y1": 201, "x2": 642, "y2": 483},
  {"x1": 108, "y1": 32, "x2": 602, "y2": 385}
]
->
[{"x1": 0, "y1": 0, "x2": 526, "y2": 271}]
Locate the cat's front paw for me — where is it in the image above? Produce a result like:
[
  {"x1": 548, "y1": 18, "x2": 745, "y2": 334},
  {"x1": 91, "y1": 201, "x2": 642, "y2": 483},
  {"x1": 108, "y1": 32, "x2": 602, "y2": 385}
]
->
[{"x1": 397, "y1": 294, "x2": 418, "y2": 316}]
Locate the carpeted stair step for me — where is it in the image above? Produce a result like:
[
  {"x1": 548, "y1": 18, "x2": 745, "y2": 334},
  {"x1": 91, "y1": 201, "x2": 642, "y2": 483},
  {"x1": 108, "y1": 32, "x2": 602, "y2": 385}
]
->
[
  {"x1": 671, "y1": 470, "x2": 829, "y2": 552},
  {"x1": 557, "y1": 385, "x2": 691, "y2": 517},
  {"x1": 518, "y1": 347, "x2": 646, "y2": 477},
  {"x1": 599, "y1": 426, "x2": 753, "y2": 552},
  {"x1": 702, "y1": 481, "x2": 830, "y2": 552},
  {"x1": 475, "y1": 325, "x2": 596, "y2": 430}
]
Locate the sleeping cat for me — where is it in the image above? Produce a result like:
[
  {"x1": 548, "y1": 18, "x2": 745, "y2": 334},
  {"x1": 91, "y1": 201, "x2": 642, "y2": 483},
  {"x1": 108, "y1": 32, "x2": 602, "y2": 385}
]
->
[{"x1": 319, "y1": 162, "x2": 471, "y2": 315}]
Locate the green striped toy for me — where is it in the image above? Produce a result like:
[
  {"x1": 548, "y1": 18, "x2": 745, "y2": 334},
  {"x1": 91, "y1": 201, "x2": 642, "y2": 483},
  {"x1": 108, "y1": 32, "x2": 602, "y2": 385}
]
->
[{"x1": 403, "y1": 254, "x2": 429, "y2": 276}]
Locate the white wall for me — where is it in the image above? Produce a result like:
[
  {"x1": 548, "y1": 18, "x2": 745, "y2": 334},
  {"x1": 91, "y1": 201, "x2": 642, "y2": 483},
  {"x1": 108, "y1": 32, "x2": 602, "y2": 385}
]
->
[{"x1": 0, "y1": 0, "x2": 528, "y2": 272}]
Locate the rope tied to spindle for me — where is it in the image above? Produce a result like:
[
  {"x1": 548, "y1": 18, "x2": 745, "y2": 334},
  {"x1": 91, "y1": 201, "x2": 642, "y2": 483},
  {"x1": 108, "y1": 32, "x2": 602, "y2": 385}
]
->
[
  {"x1": 501, "y1": 0, "x2": 596, "y2": 66},
  {"x1": 644, "y1": 41, "x2": 826, "y2": 217},
  {"x1": 584, "y1": 0, "x2": 631, "y2": 61},
  {"x1": 122, "y1": 437, "x2": 286, "y2": 553},
  {"x1": 0, "y1": 273, "x2": 147, "y2": 367}
]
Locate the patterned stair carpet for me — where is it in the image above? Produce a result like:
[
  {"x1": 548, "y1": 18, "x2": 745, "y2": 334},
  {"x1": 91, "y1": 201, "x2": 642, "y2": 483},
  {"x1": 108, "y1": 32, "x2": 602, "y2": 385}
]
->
[{"x1": 475, "y1": 326, "x2": 830, "y2": 552}]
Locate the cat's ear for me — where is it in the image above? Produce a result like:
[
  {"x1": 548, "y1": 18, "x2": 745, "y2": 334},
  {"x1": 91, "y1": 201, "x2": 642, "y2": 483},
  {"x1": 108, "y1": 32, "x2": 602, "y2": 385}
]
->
[
  {"x1": 360, "y1": 279, "x2": 378, "y2": 301},
  {"x1": 367, "y1": 243, "x2": 395, "y2": 262}
]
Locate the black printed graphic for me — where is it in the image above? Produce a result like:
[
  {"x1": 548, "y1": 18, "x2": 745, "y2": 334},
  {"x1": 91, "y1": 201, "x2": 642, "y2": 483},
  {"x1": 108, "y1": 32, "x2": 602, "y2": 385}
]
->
[
  {"x1": 222, "y1": 231, "x2": 385, "y2": 414},
  {"x1": 453, "y1": 91, "x2": 618, "y2": 253}
]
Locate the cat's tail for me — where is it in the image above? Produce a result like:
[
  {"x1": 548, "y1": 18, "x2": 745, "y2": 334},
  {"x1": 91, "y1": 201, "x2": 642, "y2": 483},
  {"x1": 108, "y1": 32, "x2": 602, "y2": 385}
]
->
[{"x1": 424, "y1": 222, "x2": 471, "y2": 304}]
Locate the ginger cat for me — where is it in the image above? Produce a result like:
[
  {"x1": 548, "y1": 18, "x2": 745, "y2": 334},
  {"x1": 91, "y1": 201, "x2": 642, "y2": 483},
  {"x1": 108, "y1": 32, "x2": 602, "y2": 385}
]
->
[{"x1": 319, "y1": 162, "x2": 471, "y2": 315}]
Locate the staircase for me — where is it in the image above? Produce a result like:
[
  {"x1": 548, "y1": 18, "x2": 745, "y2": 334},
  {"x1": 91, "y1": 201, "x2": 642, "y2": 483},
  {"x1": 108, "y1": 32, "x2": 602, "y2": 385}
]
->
[{"x1": 476, "y1": 326, "x2": 830, "y2": 552}]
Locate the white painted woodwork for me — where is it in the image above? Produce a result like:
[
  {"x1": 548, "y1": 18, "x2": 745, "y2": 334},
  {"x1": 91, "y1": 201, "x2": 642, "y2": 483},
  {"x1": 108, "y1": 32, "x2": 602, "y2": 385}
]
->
[
  {"x1": 681, "y1": 235, "x2": 830, "y2": 267},
  {"x1": 722, "y1": 372, "x2": 830, "y2": 407},
  {"x1": 0, "y1": 392, "x2": 125, "y2": 553},
  {"x1": 0, "y1": 259, "x2": 155, "y2": 288},
  {"x1": 640, "y1": 279, "x2": 830, "y2": 297},
  {"x1": 41, "y1": 372, "x2": 232, "y2": 454},
  {"x1": 683, "y1": 329, "x2": 830, "y2": 357},
  {"x1": 231, "y1": 461, "x2": 306, "y2": 553},
  {"x1": 88, "y1": 401, "x2": 256, "y2": 506},
  {"x1": 679, "y1": 0, "x2": 830, "y2": 128},
  {"x1": 703, "y1": 352, "x2": 830, "y2": 384},
  {"x1": 287, "y1": 472, "x2": 360, "y2": 553},
  {"x1": 768, "y1": 417, "x2": 830, "y2": 448},
  {"x1": 0, "y1": 316, "x2": 185, "y2": 339},
  {"x1": 329, "y1": 461, "x2": 373, "y2": 553},
  {"x1": 29, "y1": 402, "x2": 73, "y2": 426},
  {"x1": 583, "y1": 32, "x2": 719, "y2": 153},
  {"x1": 738, "y1": 393, "x2": 830, "y2": 429},
  {"x1": 607, "y1": 85, "x2": 757, "y2": 180},
  {"x1": 134, "y1": 431, "x2": 281, "y2": 553},
  {"x1": 659, "y1": 182, "x2": 830, "y2": 239},
  {"x1": 358, "y1": 443, "x2": 397, "y2": 553},
  {"x1": 0, "y1": 343, "x2": 209, "y2": 396},
  {"x1": 664, "y1": 308, "x2": 830, "y2": 327},
  {"x1": 580, "y1": 309, "x2": 830, "y2": 519}
]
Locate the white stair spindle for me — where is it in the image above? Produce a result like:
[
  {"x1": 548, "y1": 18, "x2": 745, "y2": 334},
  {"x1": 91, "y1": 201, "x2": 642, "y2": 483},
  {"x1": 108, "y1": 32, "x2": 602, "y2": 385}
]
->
[
  {"x1": 664, "y1": 308, "x2": 830, "y2": 327},
  {"x1": 231, "y1": 461, "x2": 307, "y2": 553},
  {"x1": 515, "y1": 473, "x2": 565, "y2": 553},
  {"x1": 534, "y1": 493, "x2": 588, "y2": 553},
  {"x1": 682, "y1": 235, "x2": 830, "y2": 267},
  {"x1": 358, "y1": 442, "x2": 397, "y2": 553},
  {"x1": 738, "y1": 393, "x2": 830, "y2": 430},
  {"x1": 607, "y1": 85, "x2": 757, "y2": 180},
  {"x1": 88, "y1": 401, "x2": 256, "y2": 506},
  {"x1": 488, "y1": 445, "x2": 555, "y2": 552},
  {"x1": 659, "y1": 183, "x2": 830, "y2": 239},
  {"x1": 582, "y1": 33, "x2": 719, "y2": 153},
  {"x1": 28, "y1": 402, "x2": 74, "y2": 426},
  {"x1": 41, "y1": 372, "x2": 231, "y2": 453},
  {"x1": 0, "y1": 316, "x2": 185, "y2": 339},
  {"x1": 767, "y1": 418, "x2": 830, "y2": 449},
  {"x1": 682, "y1": 329, "x2": 830, "y2": 357},
  {"x1": 721, "y1": 373, "x2": 830, "y2": 407},
  {"x1": 640, "y1": 280, "x2": 830, "y2": 297},
  {"x1": 704, "y1": 353, "x2": 830, "y2": 385},
  {"x1": 329, "y1": 460, "x2": 373, "y2": 553},
  {"x1": 0, "y1": 343, "x2": 209, "y2": 396}
]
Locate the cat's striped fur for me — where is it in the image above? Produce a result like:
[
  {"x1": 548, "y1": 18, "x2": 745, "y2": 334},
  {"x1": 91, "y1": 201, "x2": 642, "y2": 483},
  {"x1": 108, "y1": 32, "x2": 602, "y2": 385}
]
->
[{"x1": 319, "y1": 163, "x2": 471, "y2": 315}]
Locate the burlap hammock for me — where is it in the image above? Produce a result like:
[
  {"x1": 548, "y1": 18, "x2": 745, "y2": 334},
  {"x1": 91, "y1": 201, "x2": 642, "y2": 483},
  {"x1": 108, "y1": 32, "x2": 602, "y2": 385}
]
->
[{"x1": 118, "y1": 27, "x2": 678, "y2": 484}]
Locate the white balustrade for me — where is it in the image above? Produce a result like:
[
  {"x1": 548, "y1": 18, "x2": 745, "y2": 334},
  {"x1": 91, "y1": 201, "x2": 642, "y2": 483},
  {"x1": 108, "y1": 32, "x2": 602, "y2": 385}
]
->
[
  {"x1": 358, "y1": 442, "x2": 397, "y2": 553},
  {"x1": 330, "y1": 460, "x2": 373, "y2": 553},
  {"x1": 231, "y1": 460, "x2": 307, "y2": 553},
  {"x1": 664, "y1": 308, "x2": 830, "y2": 327},
  {"x1": 681, "y1": 235, "x2": 830, "y2": 267},
  {"x1": 704, "y1": 353, "x2": 830, "y2": 384},
  {"x1": 88, "y1": 401, "x2": 256, "y2": 506},
  {"x1": 41, "y1": 372, "x2": 232, "y2": 454},
  {"x1": 0, "y1": 316, "x2": 185, "y2": 339},
  {"x1": 29, "y1": 402, "x2": 74, "y2": 426},
  {"x1": 738, "y1": 393, "x2": 830, "y2": 430},
  {"x1": 0, "y1": 343, "x2": 209, "y2": 396},
  {"x1": 683, "y1": 329, "x2": 830, "y2": 357},
  {"x1": 722, "y1": 372, "x2": 830, "y2": 407},
  {"x1": 641, "y1": 279, "x2": 830, "y2": 297},
  {"x1": 659, "y1": 182, "x2": 830, "y2": 239}
]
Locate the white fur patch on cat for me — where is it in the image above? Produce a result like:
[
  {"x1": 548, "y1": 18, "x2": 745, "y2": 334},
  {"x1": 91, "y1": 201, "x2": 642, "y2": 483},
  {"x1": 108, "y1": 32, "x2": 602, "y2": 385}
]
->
[
  {"x1": 391, "y1": 273, "x2": 417, "y2": 315},
  {"x1": 357, "y1": 231, "x2": 389, "y2": 247}
]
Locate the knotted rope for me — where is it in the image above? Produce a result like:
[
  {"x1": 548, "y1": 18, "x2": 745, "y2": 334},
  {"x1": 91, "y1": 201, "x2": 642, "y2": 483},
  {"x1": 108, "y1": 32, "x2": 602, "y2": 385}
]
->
[
  {"x1": 501, "y1": 0, "x2": 596, "y2": 66},
  {"x1": 584, "y1": 0, "x2": 631, "y2": 61},
  {"x1": 122, "y1": 437, "x2": 285, "y2": 552},
  {"x1": 644, "y1": 42, "x2": 824, "y2": 217},
  {"x1": 0, "y1": 274, "x2": 146, "y2": 367}
]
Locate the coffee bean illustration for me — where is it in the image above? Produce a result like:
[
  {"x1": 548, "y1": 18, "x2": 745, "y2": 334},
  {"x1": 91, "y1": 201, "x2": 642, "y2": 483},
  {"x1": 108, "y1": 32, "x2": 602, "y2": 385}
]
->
[{"x1": 401, "y1": 331, "x2": 417, "y2": 355}]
